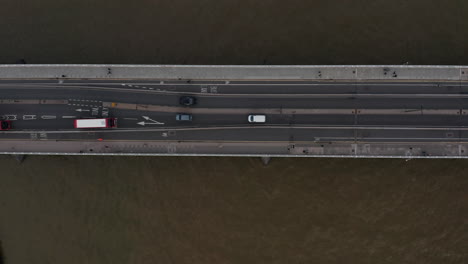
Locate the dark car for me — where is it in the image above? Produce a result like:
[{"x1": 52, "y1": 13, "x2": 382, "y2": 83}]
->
[
  {"x1": 0, "y1": 120, "x2": 11, "y2": 130},
  {"x1": 176, "y1": 113, "x2": 193, "y2": 121},
  {"x1": 179, "y1": 96, "x2": 197, "y2": 106}
]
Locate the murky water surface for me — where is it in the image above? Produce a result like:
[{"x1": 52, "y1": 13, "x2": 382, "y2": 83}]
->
[{"x1": 1, "y1": 1, "x2": 468, "y2": 263}]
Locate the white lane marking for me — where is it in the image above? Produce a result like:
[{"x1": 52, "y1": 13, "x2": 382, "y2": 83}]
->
[
  {"x1": 23, "y1": 115, "x2": 36, "y2": 120},
  {"x1": 2, "y1": 115, "x2": 17, "y2": 120},
  {"x1": 124, "y1": 118, "x2": 138, "y2": 120},
  {"x1": 142, "y1": 116, "x2": 158, "y2": 123},
  {"x1": 141, "y1": 116, "x2": 165, "y2": 125},
  {"x1": 102, "y1": 107, "x2": 109, "y2": 117},
  {"x1": 39, "y1": 132, "x2": 47, "y2": 139},
  {"x1": 92, "y1": 107, "x2": 99, "y2": 116},
  {"x1": 122, "y1": 83, "x2": 152, "y2": 90},
  {"x1": 41, "y1": 115, "x2": 56, "y2": 119},
  {"x1": 102, "y1": 82, "x2": 451, "y2": 87},
  {"x1": 75, "y1": 109, "x2": 90, "y2": 112},
  {"x1": 68, "y1": 99, "x2": 101, "y2": 103},
  {"x1": 62, "y1": 116, "x2": 77, "y2": 119},
  {"x1": 137, "y1": 121, "x2": 165, "y2": 126}
]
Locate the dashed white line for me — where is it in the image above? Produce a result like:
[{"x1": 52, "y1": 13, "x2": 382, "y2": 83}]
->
[
  {"x1": 2, "y1": 115, "x2": 17, "y2": 120},
  {"x1": 23, "y1": 115, "x2": 37, "y2": 120},
  {"x1": 41, "y1": 115, "x2": 57, "y2": 119}
]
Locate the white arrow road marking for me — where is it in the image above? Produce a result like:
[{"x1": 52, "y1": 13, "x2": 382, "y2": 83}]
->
[
  {"x1": 137, "y1": 121, "x2": 165, "y2": 126},
  {"x1": 141, "y1": 116, "x2": 164, "y2": 124},
  {"x1": 75, "y1": 109, "x2": 90, "y2": 112},
  {"x1": 23, "y1": 115, "x2": 36, "y2": 120},
  {"x1": 142, "y1": 116, "x2": 157, "y2": 122},
  {"x1": 62, "y1": 116, "x2": 77, "y2": 119},
  {"x1": 41, "y1": 115, "x2": 56, "y2": 119}
]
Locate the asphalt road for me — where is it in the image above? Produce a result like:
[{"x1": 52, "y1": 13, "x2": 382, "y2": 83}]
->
[{"x1": 1, "y1": 79, "x2": 468, "y2": 143}]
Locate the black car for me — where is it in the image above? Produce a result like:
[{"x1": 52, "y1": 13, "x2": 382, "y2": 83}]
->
[{"x1": 179, "y1": 96, "x2": 197, "y2": 106}]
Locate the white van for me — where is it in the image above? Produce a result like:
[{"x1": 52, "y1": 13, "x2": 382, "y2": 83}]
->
[{"x1": 248, "y1": 114, "x2": 266, "y2": 123}]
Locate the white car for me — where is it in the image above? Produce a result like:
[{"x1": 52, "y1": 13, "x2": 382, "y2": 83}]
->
[{"x1": 248, "y1": 114, "x2": 266, "y2": 123}]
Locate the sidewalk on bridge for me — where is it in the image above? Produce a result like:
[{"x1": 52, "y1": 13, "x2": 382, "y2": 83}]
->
[
  {"x1": 1, "y1": 65, "x2": 468, "y2": 81},
  {"x1": 0, "y1": 140, "x2": 466, "y2": 158}
]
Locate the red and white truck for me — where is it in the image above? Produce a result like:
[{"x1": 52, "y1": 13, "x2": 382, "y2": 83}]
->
[{"x1": 74, "y1": 118, "x2": 117, "y2": 129}]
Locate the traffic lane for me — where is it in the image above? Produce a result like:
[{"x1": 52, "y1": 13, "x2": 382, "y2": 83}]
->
[
  {"x1": 139, "y1": 82, "x2": 464, "y2": 95},
  {"x1": 40, "y1": 80, "x2": 468, "y2": 95},
  {"x1": 1, "y1": 80, "x2": 467, "y2": 99},
  {"x1": 110, "y1": 108, "x2": 357, "y2": 127},
  {"x1": 0, "y1": 104, "x2": 110, "y2": 130},
  {"x1": 21, "y1": 82, "x2": 468, "y2": 96},
  {"x1": 3, "y1": 79, "x2": 468, "y2": 95},
  {"x1": 7, "y1": 119, "x2": 75, "y2": 130},
  {"x1": 14, "y1": 112, "x2": 468, "y2": 130},
  {"x1": 31, "y1": 80, "x2": 468, "y2": 95},
  {"x1": 193, "y1": 97, "x2": 467, "y2": 109},
  {"x1": 1, "y1": 86, "x2": 468, "y2": 110},
  {"x1": 0, "y1": 87, "x2": 179, "y2": 106},
  {"x1": 2, "y1": 82, "x2": 356, "y2": 96}
]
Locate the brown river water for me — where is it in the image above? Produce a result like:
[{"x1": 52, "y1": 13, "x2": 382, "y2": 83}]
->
[{"x1": 0, "y1": 0, "x2": 468, "y2": 263}]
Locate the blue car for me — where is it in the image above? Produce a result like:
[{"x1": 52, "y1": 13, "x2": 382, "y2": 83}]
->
[{"x1": 176, "y1": 113, "x2": 192, "y2": 121}]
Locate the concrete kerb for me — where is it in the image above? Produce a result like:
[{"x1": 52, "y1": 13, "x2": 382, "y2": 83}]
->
[
  {"x1": 0, "y1": 152, "x2": 466, "y2": 159},
  {"x1": 0, "y1": 64, "x2": 467, "y2": 80}
]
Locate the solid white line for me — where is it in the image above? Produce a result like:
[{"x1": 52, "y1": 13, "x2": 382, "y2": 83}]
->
[
  {"x1": 3, "y1": 125, "x2": 468, "y2": 134},
  {"x1": 116, "y1": 83, "x2": 442, "y2": 87}
]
